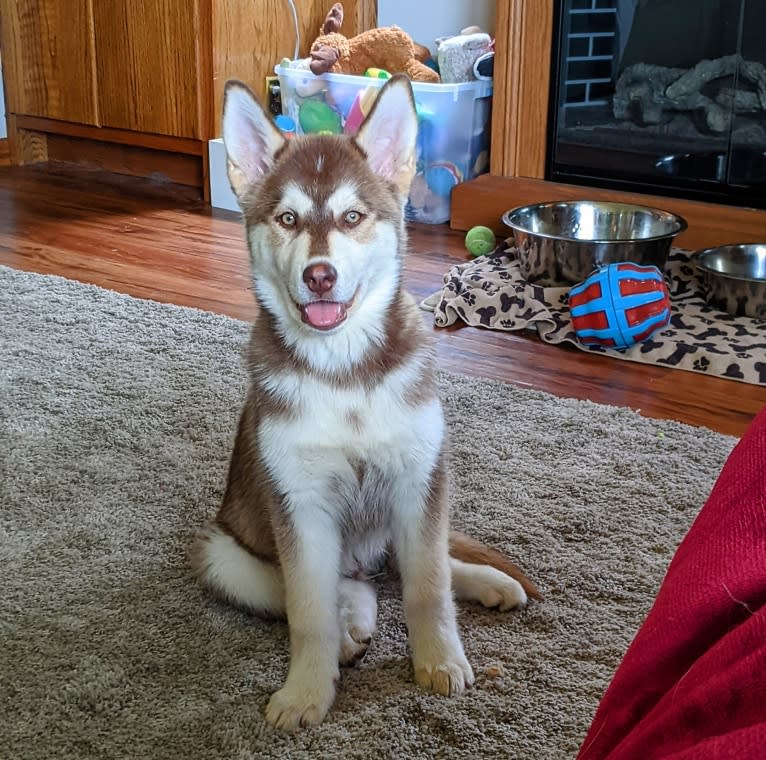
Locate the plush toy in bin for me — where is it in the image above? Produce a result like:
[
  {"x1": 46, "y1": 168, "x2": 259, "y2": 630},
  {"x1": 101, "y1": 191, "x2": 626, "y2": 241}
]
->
[
  {"x1": 569, "y1": 263, "x2": 671, "y2": 349},
  {"x1": 309, "y1": 2, "x2": 439, "y2": 82}
]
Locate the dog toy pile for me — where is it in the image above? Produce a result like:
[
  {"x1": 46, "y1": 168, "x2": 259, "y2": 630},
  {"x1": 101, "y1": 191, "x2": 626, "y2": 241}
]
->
[
  {"x1": 301, "y1": 3, "x2": 494, "y2": 84},
  {"x1": 275, "y1": 5, "x2": 494, "y2": 223}
]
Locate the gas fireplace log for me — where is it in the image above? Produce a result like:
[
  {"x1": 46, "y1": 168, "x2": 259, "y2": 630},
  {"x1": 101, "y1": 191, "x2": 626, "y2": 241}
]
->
[
  {"x1": 715, "y1": 88, "x2": 762, "y2": 113},
  {"x1": 613, "y1": 64, "x2": 684, "y2": 123},
  {"x1": 740, "y1": 60, "x2": 766, "y2": 109},
  {"x1": 665, "y1": 54, "x2": 742, "y2": 100},
  {"x1": 614, "y1": 56, "x2": 765, "y2": 134}
]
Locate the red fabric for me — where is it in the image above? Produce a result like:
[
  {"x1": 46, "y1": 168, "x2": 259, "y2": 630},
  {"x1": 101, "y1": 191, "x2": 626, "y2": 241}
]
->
[{"x1": 578, "y1": 407, "x2": 766, "y2": 759}]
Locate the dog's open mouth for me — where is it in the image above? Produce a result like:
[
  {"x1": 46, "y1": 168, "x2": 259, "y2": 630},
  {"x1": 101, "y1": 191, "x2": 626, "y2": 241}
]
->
[{"x1": 299, "y1": 300, "x2": 350, "y2": 331}]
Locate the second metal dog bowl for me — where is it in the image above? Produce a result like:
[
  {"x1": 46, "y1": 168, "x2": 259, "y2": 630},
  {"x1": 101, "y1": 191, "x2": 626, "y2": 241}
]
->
[
  {"x1": 694, "y1": 244, "x2": 766, "y2": 319},
  {"x1": 503, "y1": 200, "x2": 688, "y2": 286}
]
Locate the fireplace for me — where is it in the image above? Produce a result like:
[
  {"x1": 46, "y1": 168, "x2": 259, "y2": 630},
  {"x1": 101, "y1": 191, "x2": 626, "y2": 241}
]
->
[{"x1": 547, "y1": 0, "x2": 766, "y2": 209}]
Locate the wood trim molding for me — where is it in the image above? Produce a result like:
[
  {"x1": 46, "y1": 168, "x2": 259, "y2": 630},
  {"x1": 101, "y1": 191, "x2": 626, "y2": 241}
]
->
[
  {"x1": 488, "y1": 0, "x2": 513, "y2": 176},
  {"x1": 15, "y1": 115, "x2": 204, "y2": 156},
  {"x1": 0, "y1": 138, "x2": 10, "y2": 166},
  {"x1": 490, "y1": 0, "x2": 553, "y2": 178},
  {"x1": 11, "y1": 121, "x2": 49, "y2": 165}
]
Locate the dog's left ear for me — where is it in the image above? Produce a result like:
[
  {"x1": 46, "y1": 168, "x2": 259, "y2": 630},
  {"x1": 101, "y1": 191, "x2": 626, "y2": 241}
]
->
[
  {"x1": 354, "y1": 75, "x2": 419, "y2": 198},
  {"x1": 222, "y1": 80, "x2": 286, "y2": 200}
]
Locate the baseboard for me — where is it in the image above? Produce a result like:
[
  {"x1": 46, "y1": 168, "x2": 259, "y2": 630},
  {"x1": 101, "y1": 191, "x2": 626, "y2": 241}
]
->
[
  {"x1": 5, "y1": 116, "x2": 205, "y2": 193},
  {"x1": 44, "y1": 133, "x2": 203, "y2": 189},
  {"x1": 0, "y1": 138, "x2": 10, "y2": 166}
]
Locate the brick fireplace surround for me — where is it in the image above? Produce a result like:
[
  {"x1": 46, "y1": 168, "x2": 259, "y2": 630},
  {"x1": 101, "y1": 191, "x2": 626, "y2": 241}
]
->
[{"x1": 451, "y1": 1, "x2": 766, "y2": 249}]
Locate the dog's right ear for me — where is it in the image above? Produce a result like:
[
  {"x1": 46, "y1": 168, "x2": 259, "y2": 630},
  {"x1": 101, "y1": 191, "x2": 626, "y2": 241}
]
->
[{"x1": 222, "y1": 80, "x2": 286, "y2": 199}]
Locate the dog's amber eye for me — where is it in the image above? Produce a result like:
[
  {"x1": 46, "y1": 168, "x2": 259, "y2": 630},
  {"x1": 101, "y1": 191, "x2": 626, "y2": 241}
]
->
[
  {"x1": 343, "y1": 210, "x2": 364, "y2": 227},
  {"x1": 278, "y1": 212, "x2": 297, "y2": 228}
]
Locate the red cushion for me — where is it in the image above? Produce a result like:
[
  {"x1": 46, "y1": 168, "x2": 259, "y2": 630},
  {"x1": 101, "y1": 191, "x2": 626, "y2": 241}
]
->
[{"x1": 578, "y1": 407, "x2": 766, "y2": 759}]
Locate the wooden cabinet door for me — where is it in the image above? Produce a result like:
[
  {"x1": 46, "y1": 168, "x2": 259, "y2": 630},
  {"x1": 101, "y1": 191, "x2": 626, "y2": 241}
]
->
[
  {"x1": 92, "y1": 0, "x2": 202, "y2": 138},
  {"x1": 0, "y1": 0, "x2": 99, "y2": 125},
  {"x1": 209, "y1": 0, "x2": 377, "y2": 137}
]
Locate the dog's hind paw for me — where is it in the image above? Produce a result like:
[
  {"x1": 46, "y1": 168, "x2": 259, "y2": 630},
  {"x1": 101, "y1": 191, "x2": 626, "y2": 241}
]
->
[
  {"x1": 452, "y1": 561, "x2": 528, "y2": 611},
  {"x1": 265, "y1": 683, "x2": 335, "y2": 731},
  {"x1": 339, "y1": 626, "x2": 373, "y2": 666},
  {"x1": 475, "y1": 573, "x2": 527, "y2": 611},
  {"x1": 338, "y1": 578, "x2": 377, "y2": 666}
]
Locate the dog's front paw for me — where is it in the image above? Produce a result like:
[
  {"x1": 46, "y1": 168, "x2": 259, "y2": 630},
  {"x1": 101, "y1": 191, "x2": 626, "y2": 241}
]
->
[
  {"x1": 413, "y1": 654, "x2": 475, "y2": 697},
  {"x1": 265, "y1": 682, "x2": 335, "y2": 731}
]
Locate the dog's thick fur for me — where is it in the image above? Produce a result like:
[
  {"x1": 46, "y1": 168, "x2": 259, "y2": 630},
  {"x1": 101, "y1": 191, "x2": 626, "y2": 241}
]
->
[{"x1": 191, "y1": 76, "x2": 539, "y2": 731}]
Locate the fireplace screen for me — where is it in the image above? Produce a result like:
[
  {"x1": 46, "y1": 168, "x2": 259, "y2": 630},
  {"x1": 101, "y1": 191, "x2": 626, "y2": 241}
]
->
[{"x1": 547, "y1": 0, "x2": 766, "y2": 208}]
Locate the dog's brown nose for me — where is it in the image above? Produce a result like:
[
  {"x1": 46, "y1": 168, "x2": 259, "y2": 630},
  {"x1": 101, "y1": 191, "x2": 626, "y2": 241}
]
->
[{"x1": 303, "y1": 263, "x2": 337, "y2": 296}]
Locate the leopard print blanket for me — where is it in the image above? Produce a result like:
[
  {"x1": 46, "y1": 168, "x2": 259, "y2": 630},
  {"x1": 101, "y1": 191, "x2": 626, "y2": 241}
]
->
[{"x1": 422, "y1": 246, "x2": 766, "y2": 386}]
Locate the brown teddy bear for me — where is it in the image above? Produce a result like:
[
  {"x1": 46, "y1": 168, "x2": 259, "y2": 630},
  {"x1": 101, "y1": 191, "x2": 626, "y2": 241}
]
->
[{"x1": 309, "y1": 3, "x2": 440, "y2": 83}]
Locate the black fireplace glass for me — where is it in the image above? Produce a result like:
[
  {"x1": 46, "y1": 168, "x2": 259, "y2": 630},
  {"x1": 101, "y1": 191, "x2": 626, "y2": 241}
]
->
[{"x1": 547, "y1": 0, "x2": 766, "y2": 208}]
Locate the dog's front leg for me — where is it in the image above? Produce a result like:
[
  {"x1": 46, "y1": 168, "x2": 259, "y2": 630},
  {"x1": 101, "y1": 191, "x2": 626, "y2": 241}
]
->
[
  {"x1": 392, "y1": 455, "x2": 475, "y2": 696},
  {"x1": 266, "y1": 500, "x2": 341, "y2": 731}
]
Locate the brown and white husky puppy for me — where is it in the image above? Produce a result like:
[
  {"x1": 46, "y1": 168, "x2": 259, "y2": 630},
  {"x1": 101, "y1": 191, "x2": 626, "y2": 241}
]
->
[{"x1": 192, "y1": 75, "x2": 539, "y2": 731}]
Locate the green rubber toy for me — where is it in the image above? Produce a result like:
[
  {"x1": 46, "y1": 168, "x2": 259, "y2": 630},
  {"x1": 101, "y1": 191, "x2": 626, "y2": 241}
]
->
[
  {"x1": 465, "y1": 225, "x2": 497, "y2": 257},
  {"x1": 298, "y1": 100, "x2": 342, "y2": 134}
]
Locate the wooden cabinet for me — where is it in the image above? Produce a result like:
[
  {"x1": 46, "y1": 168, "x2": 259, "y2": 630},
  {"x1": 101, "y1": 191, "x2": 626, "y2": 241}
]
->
[
  {"x1": 2, "y1": 1, "x2": 99, "y2": 125},
  {"x1": 0, "y1": 0, "x2": 376, "y2": 193},
  {"x1": 92, "y1": 0, "x2": 204, "y2": 139}
]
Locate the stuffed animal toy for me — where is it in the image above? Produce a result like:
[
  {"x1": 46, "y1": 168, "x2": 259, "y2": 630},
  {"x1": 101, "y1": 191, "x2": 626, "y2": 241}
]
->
[
  {"x1": 435, "y1": 26, "x2": 493, "y2": 83},
  {"x1": 309, "y1": 2, "x2": 440, "y2": 83}
]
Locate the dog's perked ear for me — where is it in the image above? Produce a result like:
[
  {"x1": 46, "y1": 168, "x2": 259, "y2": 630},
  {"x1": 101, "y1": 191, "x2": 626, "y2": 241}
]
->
[
  {"x1": 222, "y1": 80, "x2": 286, "y2": 201},
  {"x1": 354, "y1": 74, "x2": 419, "y2": 198}
]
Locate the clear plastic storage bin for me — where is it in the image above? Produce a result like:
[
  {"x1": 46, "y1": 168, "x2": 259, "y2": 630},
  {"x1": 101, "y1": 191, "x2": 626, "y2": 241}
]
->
[{"x1": 275, "y1": 64, "x2": 492, "y2": 224}]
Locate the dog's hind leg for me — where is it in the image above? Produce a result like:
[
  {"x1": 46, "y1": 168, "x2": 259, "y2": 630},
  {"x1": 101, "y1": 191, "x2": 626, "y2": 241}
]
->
[
  {"x1": 191, "y1": 522, "x2": 285, "y2": 617},
  {"x1": 338, "y1": 578, "x2": 377, "y2": 666},
  {"x1": 194, "y1": 525, "x2": 377, "y2": 665}
]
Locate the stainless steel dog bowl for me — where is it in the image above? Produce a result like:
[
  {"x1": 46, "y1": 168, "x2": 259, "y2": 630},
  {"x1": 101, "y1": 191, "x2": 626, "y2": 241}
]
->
[
  {"x1": 502, "y1": 200, "x2": 688, "y2": 286},
  {"x1": 694, "y1": 244, "x2": 766, "y2": 319}
]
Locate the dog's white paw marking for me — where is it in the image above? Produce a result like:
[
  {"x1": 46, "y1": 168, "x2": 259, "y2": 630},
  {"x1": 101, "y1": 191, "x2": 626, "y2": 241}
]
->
[
  {"x1": 452, "y1": 560, "x2": 528, "y2": 611},
  {"x1": 413, "y1": 654, "x2": 475, "y2": 697},
  {"x1": 476, "y1": 573, "x2": 527, "y2": 611},
  {"x1": 265, "y1": 682, "x2": 335, "y2": 731}
]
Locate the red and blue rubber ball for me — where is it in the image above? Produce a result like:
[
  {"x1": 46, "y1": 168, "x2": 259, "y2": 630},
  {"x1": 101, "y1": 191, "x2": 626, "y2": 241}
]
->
[{"x1": 569, "y1": 263, "x2": 671, "y2": 350}]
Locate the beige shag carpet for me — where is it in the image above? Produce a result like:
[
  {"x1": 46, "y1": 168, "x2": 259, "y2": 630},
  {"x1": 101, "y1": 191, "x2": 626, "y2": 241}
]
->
[{"x1": 0, "y1": 266, "x2": 737, "y2": 759}]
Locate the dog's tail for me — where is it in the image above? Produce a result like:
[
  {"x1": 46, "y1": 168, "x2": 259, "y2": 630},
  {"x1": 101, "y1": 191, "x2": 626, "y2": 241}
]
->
[{"x1": 449, "y1": 531, "x2": 542, "y2": 601}]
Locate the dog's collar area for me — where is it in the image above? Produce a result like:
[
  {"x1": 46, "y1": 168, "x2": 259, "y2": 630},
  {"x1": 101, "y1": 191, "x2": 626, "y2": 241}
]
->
[{"x1": 298, "y1": 300, "x2": 349, "y2": 330}]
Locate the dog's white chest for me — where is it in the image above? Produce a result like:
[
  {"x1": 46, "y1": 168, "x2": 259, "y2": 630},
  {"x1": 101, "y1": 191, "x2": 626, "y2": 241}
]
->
[{"x1": 259, "y1": 365, "x2": 443, "y2": 477}]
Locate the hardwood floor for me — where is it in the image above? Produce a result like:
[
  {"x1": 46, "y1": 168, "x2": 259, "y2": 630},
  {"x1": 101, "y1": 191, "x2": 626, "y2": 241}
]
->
[{"x1": 1, "y1": 164, "x2": 765, "y2": 437}]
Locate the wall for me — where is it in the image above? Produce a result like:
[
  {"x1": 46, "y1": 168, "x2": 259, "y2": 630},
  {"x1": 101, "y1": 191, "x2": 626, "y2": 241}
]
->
[{"x1": 377, "y1": 0, "x2": 495, "y2": 53}]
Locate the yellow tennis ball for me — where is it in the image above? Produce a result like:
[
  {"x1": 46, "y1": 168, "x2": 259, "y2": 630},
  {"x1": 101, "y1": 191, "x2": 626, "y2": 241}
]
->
[{"x1": 465, "y1": 225, "x2": 497, "y2": 257}]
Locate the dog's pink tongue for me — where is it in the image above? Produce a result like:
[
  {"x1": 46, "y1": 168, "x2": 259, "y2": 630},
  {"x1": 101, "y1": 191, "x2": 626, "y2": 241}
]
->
[{"x1": 303, "y1": 301, "x2": 346, "y2": 329}]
